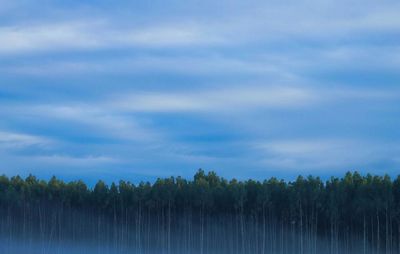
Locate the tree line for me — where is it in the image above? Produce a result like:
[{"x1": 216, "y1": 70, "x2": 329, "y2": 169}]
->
[{"x1": 0, "y1": 170, "x2": 399, "y2": 254}]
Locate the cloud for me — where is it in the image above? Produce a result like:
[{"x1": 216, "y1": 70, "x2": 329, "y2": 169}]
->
[
  {"x1": 110, "y1": 85, "x2": 400, "y2": 115},
  {"x1": 233, "y1": 2, "x2": 400, "y2": 41},
  {"x1": 0, "y1": 55, "x2": 296, "y2": 80},
  {"x1": 121, "y1": 24, "x2": 224, "y2": 47},
  {"x1": 0, "y1": 21, "x2": 103, "y2": 53},
  {"x1": 29, "y1": 154, "x2": 117, "y2": 166},
  {"x1": 0, "y1": 153, "x2": 119, "y2": 177},
  {"x1": 327, "y1": 88, "x2": 400, "y2": 101},
  {"x1": 255, "y1": 139, "x2": 400, "y2": 171},
  {"x1": 27, "y1": 104, "x2": 159, "y2": 142},
  {"x1": 0, "y1": 131, "x2": 51, "y2": 149},
  {"x1": 0, "y1": 20, "x2": 224, "y2": 54},
  {"x1": 111, "y1": 86, "x2": 315, "y2": 113}
]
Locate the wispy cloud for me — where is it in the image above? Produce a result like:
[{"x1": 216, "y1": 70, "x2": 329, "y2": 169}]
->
[
  {"x1": 121, "y1": 24, "x2": 224, "y2": 47},
  {"x1": 255, "y1": 139, "x2": 400, "y2": 171},
  {"x1": 0, "y1": 55, "x2": 296, "y2": 79},
  {"x1": 111, "y1": 86, "x2": 315, "y2": 113},
  {"x1": 226, "y1": 2, "x2": 400, "y2": 41},
  {"x1": 27, "y1": 104, "x2": 160, "y2": 142},
  {"x1": 0, "y1": 131, "x2": 51, "y2": 149},
  {"x1": 0, "y1": 21, "x2": 103, "y2": 53},
  {"x1": 0, "y1": 153, "x2": 119, "y2": 178},
  {"x1": 0, "y1": 20, "x2": 224, "y2": 54},
  {"x1": 28, "y1": 154, "x2": 118, "y2": 166},
  {"x1": 111, "y1": 85, "x2": 400, "y2": 114}
]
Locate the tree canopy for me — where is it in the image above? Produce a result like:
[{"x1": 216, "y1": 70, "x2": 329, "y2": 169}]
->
[{"x1": 0, "y1": 170, "x2": 399, "y2": 254}]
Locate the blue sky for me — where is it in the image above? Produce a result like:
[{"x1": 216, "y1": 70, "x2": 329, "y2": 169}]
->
[{"x1": 0, "y1": 0, "x2": 400, "y2": 183}]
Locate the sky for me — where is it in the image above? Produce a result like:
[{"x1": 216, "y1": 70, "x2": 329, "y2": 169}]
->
[{"x1": 0, "y1": 0, "x2": 400, "y2": 183}]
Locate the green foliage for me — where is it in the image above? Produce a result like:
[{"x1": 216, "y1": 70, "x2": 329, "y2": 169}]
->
[
  {"x1": 0, "y1": 170, "x2": 398, "y2": 218},
  {"x1": 0, "y1": 170, "x2": 399, "y2": 252}
]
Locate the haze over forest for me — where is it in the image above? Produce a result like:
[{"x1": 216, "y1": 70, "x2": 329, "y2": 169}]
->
[{"x1": 1, "y1": 170, "x2": 400, "y2": 254}]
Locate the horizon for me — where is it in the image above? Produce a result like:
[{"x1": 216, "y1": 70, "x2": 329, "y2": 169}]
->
[
  {"x1": 1, "y1": 0, "x2": 400, "y2": 183},
  {"x1": 1, "y1": 170, "x2": 399, "y2": 187}
]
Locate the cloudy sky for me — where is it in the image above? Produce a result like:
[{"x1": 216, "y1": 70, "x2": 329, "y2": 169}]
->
[{"x1": 0, "y1": 0, "x2": 399, "y2": 183}]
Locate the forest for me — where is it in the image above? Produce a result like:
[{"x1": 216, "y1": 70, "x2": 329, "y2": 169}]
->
[{"x1": 0, "y1": 170, "x2": 399, "y2": 254}]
